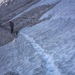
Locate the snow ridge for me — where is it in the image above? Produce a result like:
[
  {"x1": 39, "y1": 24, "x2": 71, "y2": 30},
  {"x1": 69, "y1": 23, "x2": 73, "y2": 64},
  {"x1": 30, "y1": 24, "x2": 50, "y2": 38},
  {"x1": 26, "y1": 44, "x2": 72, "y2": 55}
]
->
[{"x1": 20, "y1": 32, "x2": 61, "y2": 75}]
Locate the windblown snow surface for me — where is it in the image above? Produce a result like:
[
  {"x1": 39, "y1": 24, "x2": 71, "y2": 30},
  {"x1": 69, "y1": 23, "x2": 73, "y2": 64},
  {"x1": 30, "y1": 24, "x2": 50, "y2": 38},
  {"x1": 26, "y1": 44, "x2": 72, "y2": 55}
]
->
[{"x1": 0, "y1": 0, "x2": 75, "y2": 75}]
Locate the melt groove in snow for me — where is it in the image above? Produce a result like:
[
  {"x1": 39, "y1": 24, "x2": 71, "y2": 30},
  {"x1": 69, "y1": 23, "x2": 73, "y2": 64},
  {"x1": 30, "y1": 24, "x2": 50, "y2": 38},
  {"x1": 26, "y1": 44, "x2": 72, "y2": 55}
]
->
[{"x1": 20, "y1": 32, "x2": 61, "y2": 75}]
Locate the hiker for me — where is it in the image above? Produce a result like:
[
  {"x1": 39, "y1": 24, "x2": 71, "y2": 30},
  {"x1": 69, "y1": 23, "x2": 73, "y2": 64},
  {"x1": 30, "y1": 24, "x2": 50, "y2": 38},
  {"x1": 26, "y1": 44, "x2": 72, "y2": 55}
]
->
[{"x1": 9, "y1": 21, "x2": 14, "y2": 33}]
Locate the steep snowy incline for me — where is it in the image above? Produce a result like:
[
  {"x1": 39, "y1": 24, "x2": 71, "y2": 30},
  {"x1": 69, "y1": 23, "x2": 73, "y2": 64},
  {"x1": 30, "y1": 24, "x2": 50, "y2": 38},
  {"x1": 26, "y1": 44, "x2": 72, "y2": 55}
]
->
[
  {"x1": 19, "y1": 0, "x2": 75, "y2": 75},
  {"x1": 0, "y1": 0, "x2": 75, "y2": 75},
  {"x1": 20, "y1": 17, "x2": 75, "y2": 75}
]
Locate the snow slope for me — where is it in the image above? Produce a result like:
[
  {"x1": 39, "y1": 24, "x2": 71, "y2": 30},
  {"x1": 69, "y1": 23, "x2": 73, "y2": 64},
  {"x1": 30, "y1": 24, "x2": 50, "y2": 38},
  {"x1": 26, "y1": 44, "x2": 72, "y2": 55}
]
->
[
  {"x1": 0, "y1": 0, "x2": 75, "y2": 75},
  {"x1": 20, "y1": 0, "x2": 75, "y2": 75}
]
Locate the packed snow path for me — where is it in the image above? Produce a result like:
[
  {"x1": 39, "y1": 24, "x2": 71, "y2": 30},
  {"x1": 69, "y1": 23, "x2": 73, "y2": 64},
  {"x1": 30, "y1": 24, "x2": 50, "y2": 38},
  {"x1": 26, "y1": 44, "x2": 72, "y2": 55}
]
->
[{"x1": 20, "y1": 32, "x2": 61, "y2": 75}]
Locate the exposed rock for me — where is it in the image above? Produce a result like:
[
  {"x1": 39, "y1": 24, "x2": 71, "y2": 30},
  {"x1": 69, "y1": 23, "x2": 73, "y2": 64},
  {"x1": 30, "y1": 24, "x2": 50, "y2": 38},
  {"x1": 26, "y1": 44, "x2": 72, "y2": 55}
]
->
[{"x1": 4, "y1": 71, "x2": 19, "y2": 75}]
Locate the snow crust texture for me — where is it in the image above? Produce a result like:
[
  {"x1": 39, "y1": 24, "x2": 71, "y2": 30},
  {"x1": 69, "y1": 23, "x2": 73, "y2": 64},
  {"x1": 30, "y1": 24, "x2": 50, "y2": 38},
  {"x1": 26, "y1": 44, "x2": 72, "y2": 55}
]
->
[{"x1": 0, "y1": 0, "x2": 75, "y2": 75}]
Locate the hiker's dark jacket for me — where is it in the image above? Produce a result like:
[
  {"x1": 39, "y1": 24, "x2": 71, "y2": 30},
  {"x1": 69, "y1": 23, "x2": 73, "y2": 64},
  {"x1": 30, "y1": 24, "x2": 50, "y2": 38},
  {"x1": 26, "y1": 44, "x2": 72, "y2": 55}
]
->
[{"x1": 9, "y1": 22, "x2": 14, "y2": 27}]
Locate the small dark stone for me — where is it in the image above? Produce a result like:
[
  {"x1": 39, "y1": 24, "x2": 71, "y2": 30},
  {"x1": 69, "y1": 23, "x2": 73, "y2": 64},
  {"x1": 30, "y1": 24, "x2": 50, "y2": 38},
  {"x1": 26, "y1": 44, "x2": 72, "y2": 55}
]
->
[{"x1": 4, "y1": 71, "x2": 19, "y2": 75}]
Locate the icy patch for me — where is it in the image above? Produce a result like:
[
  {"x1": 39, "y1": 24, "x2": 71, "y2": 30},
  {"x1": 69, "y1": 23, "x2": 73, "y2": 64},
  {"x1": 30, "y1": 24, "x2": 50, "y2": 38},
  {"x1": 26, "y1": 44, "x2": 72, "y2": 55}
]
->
[{"x1": 20, "y1": 32, "x2": 61, "y2": 75}]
